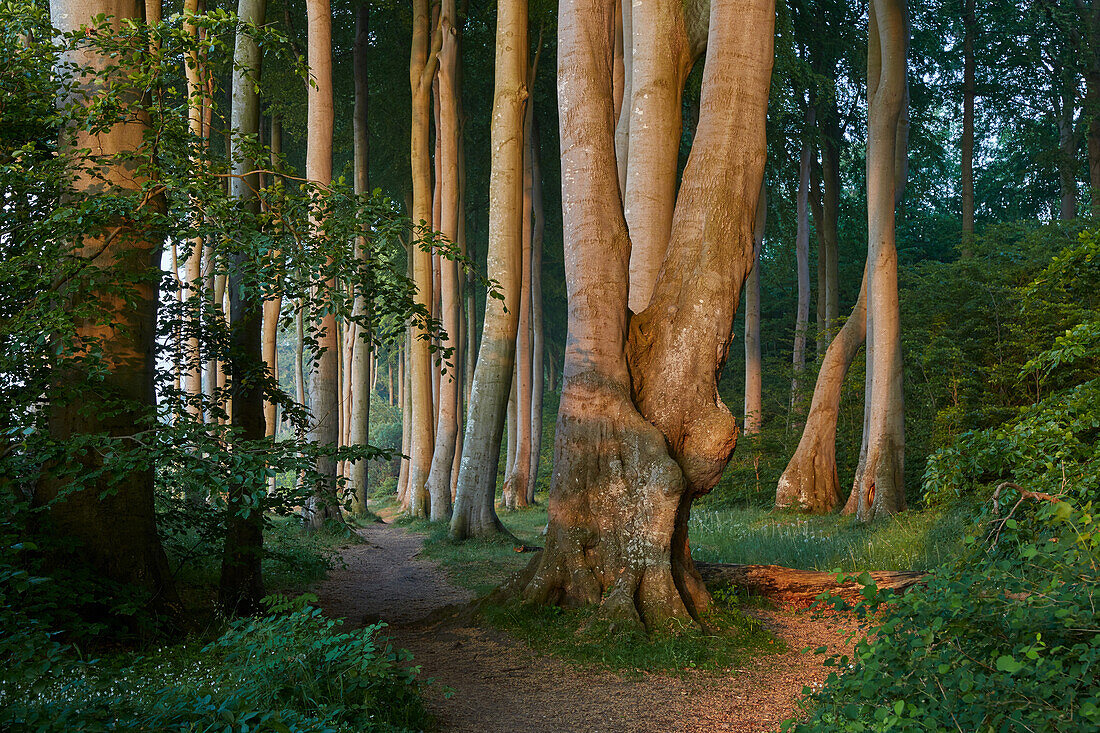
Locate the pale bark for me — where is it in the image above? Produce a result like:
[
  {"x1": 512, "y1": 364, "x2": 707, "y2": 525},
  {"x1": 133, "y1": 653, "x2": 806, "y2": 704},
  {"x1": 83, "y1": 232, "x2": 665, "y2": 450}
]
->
[
  {"x1": 41, "y1": 0, "x2": 174, "y2": 597},
  {"x1": 407, "y1": 0, "x2": 441, "y2": 517},
  {"x1": 425, "y1": 0, "x2": 461, "y2": 521},
  {"x1": 790, "y1": 106, "x2": 813, "y2": 416},
  {"x1": 744, "y1": 181, "x2": 766, "y2": 435},
  {"x1": 303, "y1": 0, "x2": 342, "y2": 528},
  {"x1": 221, "y1": 0, "x2": 267, "y2": 614},
  {"x1": 348, "y1": 4, "x2": 375, "y2": 518},
  {"x1": 515, "y1": 0, "x2": 773, "y2": 629},
  {"x1": 449, "y1": 0, "x2": 527, "y2": 540},
  {"x1": 847, "y1": 0, "x2": 907, "y2": 521},
  {"x1": 182, "y1": 0, "x2": 206, "y2": 429},
  {"x1": 397, "y1": 339, "x2": 412, "y2": 505},
  {"x1": 262, "y1": 116, "x2": 282, "y2": 449},
  {"x1": 528, "y1": 114, "x2": 546, "y2": 500}
]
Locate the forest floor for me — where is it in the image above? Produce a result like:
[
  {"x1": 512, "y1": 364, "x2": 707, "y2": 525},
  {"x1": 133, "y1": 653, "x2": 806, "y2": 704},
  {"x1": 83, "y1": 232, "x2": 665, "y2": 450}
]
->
[{"x1": 315, "y1": 514, "x2": 860, "y2": 733}]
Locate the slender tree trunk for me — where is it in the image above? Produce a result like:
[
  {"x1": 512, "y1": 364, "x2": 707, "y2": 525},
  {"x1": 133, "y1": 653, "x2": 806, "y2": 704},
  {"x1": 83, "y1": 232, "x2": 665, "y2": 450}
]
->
[
  {"x1": 514, "y1": 0, "x2": 773, "y2": 628},
  {"x1": 348, "y1": 4, "x2": 375, "y2": 518},
  {"x1": 960, "y1": 0, "x2": 975, "y2": 245},
  {"x1": 812, "y1": 159, "x2": 827, "y2": 359},
  {"x1": 820, "y1": 98, "x2": 840, "y2": 341},
  {"x1": 221, "y1": 0, "x2": 268, "y2": 614},
  {"x1": 847, "y1": 0, "x2": 908, "y2": 521},
  {"x1": 502, "y1": 82, "x2": 536, "y2": 511},
  {"x1": 425, "y1": 0, "x2": 461, "y2": 521},
  {"x1": 790, "y1": 106, "x2": 813, "y2": 418},
  {"x1": 303, "y1": 0, "x2": 342, "y2": 528},
  {"x1": 527, "y1": 113, "x2": 546, "y2": 501},
  {"x1": 262, "y1": 116, "x2": 283, "y2": 459},
  {"x1": 182, "y1": 0, "x2": 206, "y2": 433},
  {"x1": 449, "y1": 0, "x2": 527, "y2": 540},
  {"x1": 744, "y1": 181, "x2": 766, "y2": 435},
  {"x1": 40, "y1": 0, "x2": 174, "y2": 599},
  {"x1": 1058, "y1": 105, "x2": 1079, "y2": 220},
  {"x1": 407, "y1": 0, "x2": 440, "y2": 518},
  {"x1": 397, "y1": 340, "x2": 411, "y2": 505}
]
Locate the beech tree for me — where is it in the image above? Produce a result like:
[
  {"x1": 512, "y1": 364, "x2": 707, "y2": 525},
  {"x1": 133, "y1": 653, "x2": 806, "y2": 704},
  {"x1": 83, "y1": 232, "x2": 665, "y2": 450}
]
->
[
  {"x1": 449, "y1": 0, "x2": 527, "y2": 540},
  {"x1": 744, "y1": 181, "x2": 767, "y2": 436},
  {"x1": 510, "y1": 0, "x2": 773, "y2": 628}
]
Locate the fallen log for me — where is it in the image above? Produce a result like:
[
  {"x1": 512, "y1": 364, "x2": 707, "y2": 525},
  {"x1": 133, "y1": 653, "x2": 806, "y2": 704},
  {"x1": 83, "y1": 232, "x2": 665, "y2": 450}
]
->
[{"x1": 696, "y1": 562, "x2": 926, "y2": 608}]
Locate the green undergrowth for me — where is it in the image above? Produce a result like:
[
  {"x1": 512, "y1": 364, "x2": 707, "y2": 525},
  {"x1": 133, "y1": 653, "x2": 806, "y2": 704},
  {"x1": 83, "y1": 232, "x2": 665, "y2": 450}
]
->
[
  {"x1": 688, "y1": 505, "x2": 969, "y2": 572},
  {"x1": 479, "y1": 584, "x2": 782, "y2": 675},
  {"x1": 398, "y1": 503, "x2": 549, "y2": 596}
]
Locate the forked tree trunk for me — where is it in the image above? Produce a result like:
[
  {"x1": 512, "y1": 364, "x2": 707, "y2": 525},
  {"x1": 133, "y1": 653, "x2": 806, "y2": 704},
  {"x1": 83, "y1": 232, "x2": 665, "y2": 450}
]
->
[
  {"x1": 527, "y1": 113, "x2": 546, "y2": 501},
  {"x1": 303, "y1": 0, "x2": 342, "y2": 529},
  {"x1": 40, "y1": 0, "x2": 174, "y2": 599},
  {"x1": 220, "y1": 0, "x2": 268, "y2": 614},
  {"x1": 449, "y1": 0, "x2": 527, "y2": 540},
  {"x1": 348, "y1": 4, "x2": 375, "y2": 518},
  {"x1": 960, "y1": 0, "x2": 975, "y2": 244},
  {"x1": 847, "y1": 0, "x2": 907, "y2": 521},
  {"x1": 744, "y1": 181, "x2": 766, "y2": 436},
  {"x1": 425, "y1": 0, "x2": 461, "y2": 521},
  {"x1": 513, "y1": 0, "x2": 773, "y2": 630},
  {"x1": 790, "y1": 106, "x2": 813, "y2": 417},
  {"x1": 407, "y1": 0, "x2": 441, "y2": 518},
  {"x1": 502, "y1": 85, "x2": 536, "y2": 511}
]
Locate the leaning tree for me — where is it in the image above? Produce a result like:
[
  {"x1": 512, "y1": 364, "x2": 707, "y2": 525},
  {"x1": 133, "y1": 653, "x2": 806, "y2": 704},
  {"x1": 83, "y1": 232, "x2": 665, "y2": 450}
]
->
[{"x1": 510, "y1": 0, "x2": 774, "y2": 630}]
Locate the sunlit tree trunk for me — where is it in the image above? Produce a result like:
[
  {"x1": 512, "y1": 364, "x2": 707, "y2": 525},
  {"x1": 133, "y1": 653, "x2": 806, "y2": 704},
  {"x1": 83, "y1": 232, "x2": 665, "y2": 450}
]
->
[
  {"x1": 182, "y1": 0, "x2": 206, "y2": 431},
  {"x1": 40, "y1": 0, "x2": 174, "y2": 598},
  {"x1": 425, "y1": 0, "x2": 461, "y2": 521},
  {"x1": 303, "y1": 0, "x2": 342, "y2": 528},
  {"x1": 744, "y1": 181, "x2": 766, "y2": 435},
  {"x1": 514, "y1": 0, "x2": 772, "y2": 628},
  {"x1": 262, "y1": 117, "x2": 283, "y2": 456},
  {"x1": 348, "y1": 4, "x2": 375, "y2": 518},
  {"x1": 449, "y1": 0, "x2": 527, "y2": 540},
  {"x1": 221, "y1": 0, "x2": 267, "y2": 614},
  {"x1": 846, "y1": 0, "x2": 908, "y2": 521},
  {"x1": 407, "y1": 0, "x2": 440, "y2": 518}
]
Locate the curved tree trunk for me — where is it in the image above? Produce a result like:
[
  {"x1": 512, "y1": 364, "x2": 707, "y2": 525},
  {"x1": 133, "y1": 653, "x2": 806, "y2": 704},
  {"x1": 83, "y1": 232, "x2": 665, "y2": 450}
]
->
[
  {"x1": 847, "y1": 0, "x2": 908, "y2": 521},
  {"x1": 303, "y1": 0, "x2": 343, "y2": 529},
  {"x1": 407, "y1": 0, "x2": 441, "y2": 518},
  {"x1": 449, "y1": 0, "x2": 527, "y2": 540},
  {"x1": 744, "y1": 181, "x2": 766, "y2": 435},
  {"x1": 425, "y1": 0, "x2": 461, "y2": 521},
  {"x1": 515, "y1": 0, "x2": 773, "y2": 630}
]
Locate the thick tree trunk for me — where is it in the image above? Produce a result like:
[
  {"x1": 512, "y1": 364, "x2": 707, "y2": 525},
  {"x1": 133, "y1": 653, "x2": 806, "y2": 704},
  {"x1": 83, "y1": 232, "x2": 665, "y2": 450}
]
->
[
  {"x1": 528, "y1": 114, "x2": 546, "y2": 501},
  {"x1": 790, "y1": 106, "x2": 813, "y2": 417},
  {"x1": 425, "y1": 0, "x2": 461, "y2": 521},
  {"x1": 960, "y1": 0, "x2": 975, "y2": 244},
  {"x1": 407, "y1": 0, "x2": 440, "y2": 518},
  {"x1": 220, "y1": 0, "x2": 268, "y2": 614},
  {"x1": 449, "y1": 0, "x2": 526, "y2": 540},
  {"x1": 847, "y1": 0, "x2": 907, "y2": 521},
  {"x1": 515, "y1": 0, "x2": 773, "y2": 630},
  {"x1": 348, "y1": 4, "x2": 375, "y2": 519},
  {"x1": 303, "y1": 0, "x2": 342, "y2": 529},
  {"x1": 40, "y1": 0, "x2": 174, "y2": 600},
  {"x1": 744, "y1": 181, "x2": 766, "y2": 436}
]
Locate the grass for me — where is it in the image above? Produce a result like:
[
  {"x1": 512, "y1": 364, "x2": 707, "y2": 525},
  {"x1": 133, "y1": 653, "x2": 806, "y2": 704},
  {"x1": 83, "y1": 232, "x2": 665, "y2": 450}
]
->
[{"x1": 688, "y1": 504, "x2": 969, "y2": 572}]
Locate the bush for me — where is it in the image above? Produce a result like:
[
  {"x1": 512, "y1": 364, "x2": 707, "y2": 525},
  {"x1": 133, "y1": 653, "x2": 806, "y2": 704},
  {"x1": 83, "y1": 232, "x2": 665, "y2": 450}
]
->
[{"x1": 1, "y1": 595, "x2": 431, "y2": 732}]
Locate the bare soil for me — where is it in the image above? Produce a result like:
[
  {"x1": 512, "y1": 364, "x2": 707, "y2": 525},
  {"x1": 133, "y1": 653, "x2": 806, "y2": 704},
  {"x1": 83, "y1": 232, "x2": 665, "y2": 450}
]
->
[{"x1": 315, "y1": 520, "x2": 854, "y2": 733}]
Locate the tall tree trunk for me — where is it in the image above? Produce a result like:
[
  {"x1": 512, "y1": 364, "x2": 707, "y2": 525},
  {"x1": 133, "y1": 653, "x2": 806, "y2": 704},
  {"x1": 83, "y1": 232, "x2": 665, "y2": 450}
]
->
[
  {"x1": 812, "y1": 158, "x2": 827, "y2": 358},
  {"x1": 744, "y1": 180, "x2": 766, "y2": 436},
  {"x1": 502, "y1": 79, "x2": 536, "y2": 511},
  {"x1": 303, "y1": 0, "x2": 342, "y2": 528},
  {"x1": 514, "y1": 0, "x2": 773, "y2": 629},
  {"x1": 847, "y1": 0, "x2": 908, "y2": 521},
  {"x1": 407, "y1": 0, "x2": 440, "y2": 518},
  {"x1": 262, "y1": 116, "x2": 283, "y2": 459},
  {"x1": 221, "y1": 0, "x2": 267, "y2": 614},
  {"x1": 348, "y1": 4, "x2": 375, "y2": 518},
  {"x1": 425, "y1": 0, "x2": 461, "y2": 521},
  {"x1": 819, "y1": 95, "x2": 841, "y2": 342},
  {"x1": 790, "y1": 106, "x2": 813, "y2": 418},
  {"x1": 527, "y1": 113, "x2": 546, "y2": 501},
  {"x1": 449, "y1": 0, "x2": 527, "y2": 540},
  {"x1": 960, "y1": 0, "x2": 975, "y2": 245},
  {"x1": 1058, "y1": 103, "x2": 1079, "y2": 220},
  {"x1": 182, "y1": 0, "x2": 206, "y2": 433},
  {"x1": 397, "y1": 339, "x2": 412, "y2": 505},
  {"x1": 40, "y1": 0, "x2": 174, "y2": 599}
]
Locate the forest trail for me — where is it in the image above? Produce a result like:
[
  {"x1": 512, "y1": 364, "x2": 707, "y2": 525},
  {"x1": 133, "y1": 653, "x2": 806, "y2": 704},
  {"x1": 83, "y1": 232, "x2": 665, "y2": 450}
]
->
[{"x1": 315, "y1": 520, "x2": 854, "y2": 733}]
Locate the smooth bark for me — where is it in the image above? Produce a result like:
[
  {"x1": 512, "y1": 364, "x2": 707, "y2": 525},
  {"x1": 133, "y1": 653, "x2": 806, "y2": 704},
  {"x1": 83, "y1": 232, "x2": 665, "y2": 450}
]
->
[
  {"x1": 790, "y1": 106, "x2": 813, "y2": 416},
  {"x1": 744, "y1": 181, "x2": 766, "y2": 435}
]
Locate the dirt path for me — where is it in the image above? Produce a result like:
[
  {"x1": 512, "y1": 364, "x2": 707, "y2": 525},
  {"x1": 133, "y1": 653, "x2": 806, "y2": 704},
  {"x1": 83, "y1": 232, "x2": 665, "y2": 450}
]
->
[{"x1": 315, "y1": 521, "x2": 852, "y2": 733}]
